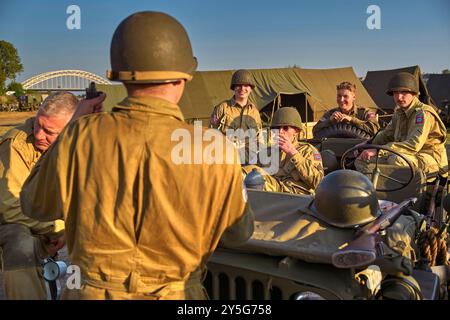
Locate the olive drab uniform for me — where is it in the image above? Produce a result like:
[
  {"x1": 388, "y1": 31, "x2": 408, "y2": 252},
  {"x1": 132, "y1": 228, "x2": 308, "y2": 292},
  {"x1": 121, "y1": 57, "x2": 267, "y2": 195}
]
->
[
  {"x1": 0, "y1": 118, "x2": 65, "y2": 300},
  {"x1": 209, "y1": 98, "x2": 262, "y2": 136},
  {"x1": 355, "y1": 97, "x2": 448, "y2": 178},
  {"x1": 313, "y1": 105, "x2": 380, "y2": 137},
  {"x1": 244, "y1": 140, "x2": 324, "y2": 195},
  {"x1": 20, "y1": 96, "x2": 254, "y2": 300}
]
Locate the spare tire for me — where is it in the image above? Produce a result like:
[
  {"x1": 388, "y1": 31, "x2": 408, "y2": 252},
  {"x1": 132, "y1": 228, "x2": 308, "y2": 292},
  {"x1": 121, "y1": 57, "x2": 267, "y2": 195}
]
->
[{"x1": 314, "y1": 123, "x2": 371, "y2": 139}]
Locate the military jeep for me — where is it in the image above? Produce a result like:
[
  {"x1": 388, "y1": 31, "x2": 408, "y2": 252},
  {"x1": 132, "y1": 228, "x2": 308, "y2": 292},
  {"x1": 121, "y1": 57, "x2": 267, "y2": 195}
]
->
[{"x1": 204, "y1": 137, "x2": 449, "y2": 300}]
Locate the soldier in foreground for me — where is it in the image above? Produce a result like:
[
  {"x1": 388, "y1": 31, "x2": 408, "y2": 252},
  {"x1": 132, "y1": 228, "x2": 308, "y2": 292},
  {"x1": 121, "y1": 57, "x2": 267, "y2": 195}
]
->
[
  {"x1": 356, "y1": 72, "x2": 448, "y2": 179},
  {"x1": 0, "y1": 92, "x2": 103, "y2": 299},
  {"x1": 20, "y1": 11, "x2": 254, "y2": 300},
  {"x1": 244, "y1": 107, "x2": 324, "y2": 194},
  {"x1": 313, "y1": 81, "x2": 380, "y2": 137}
]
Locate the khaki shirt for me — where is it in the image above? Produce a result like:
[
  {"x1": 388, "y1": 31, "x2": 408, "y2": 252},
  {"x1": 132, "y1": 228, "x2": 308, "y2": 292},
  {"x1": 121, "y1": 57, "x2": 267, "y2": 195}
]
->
[
  {"x1": 21, "y1": 96, "x2": 254, "y2": 295},
  {"x1": 271, "y1": 140, "x2": 324, "y2": 194},
  {"x1": 0, "y1": 118, "x2": 62, "y2": 235},
  {"x1": 373, "y1": 97, "x2": 448, "y2": 176},
  {"x1": 209, "y1": 98, "x2": 262, "y2": 135},
  {"x1": 313, "y1": 105, "x2": 380, "y2": 137}
]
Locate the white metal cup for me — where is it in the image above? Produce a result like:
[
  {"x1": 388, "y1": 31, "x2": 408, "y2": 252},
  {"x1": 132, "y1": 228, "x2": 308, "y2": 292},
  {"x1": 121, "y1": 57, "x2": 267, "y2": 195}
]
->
[{"x1": 43, "y1": 260, "x2": 68, "y2": 282}]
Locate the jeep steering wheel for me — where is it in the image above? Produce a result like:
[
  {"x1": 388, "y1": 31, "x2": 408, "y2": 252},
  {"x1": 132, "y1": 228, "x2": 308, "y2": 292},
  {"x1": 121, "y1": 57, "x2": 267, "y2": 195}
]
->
[{"x1": 341, "y1": 144, "x2": 415, "y2": 192}]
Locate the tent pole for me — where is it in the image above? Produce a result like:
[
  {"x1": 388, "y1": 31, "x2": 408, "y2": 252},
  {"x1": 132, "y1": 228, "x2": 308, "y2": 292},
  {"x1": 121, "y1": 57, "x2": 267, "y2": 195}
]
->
[{"x1": 305, "y1": 94, "x2": 308, "y2": 139}]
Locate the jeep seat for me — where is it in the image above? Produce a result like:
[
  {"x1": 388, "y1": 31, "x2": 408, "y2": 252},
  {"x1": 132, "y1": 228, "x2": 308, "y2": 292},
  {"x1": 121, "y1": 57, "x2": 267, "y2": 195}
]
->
[{"x1": 320, "y1": 150, "x2": 339, "y2": 174}]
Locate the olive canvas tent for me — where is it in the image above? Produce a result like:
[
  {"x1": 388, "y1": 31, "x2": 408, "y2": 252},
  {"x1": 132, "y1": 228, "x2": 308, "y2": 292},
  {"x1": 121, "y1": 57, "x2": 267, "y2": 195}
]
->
[
  {"x1": 363, "y1": 65, "x2": 435, "y2": 113},
  {"x1": 98, "y1": 66, "x2": 378, "y2": 126},
  {"x1": 256, "y1": 67, "x2": 378, "y2": 125},
  {"x1": 427, "y1": 74, "x2": 450, "y2": 108}
]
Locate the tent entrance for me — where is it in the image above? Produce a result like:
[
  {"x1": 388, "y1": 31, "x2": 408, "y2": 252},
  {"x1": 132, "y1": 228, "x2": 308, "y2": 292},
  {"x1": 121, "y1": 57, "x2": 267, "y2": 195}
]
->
[{"x1": 259, "y1": 92, "x2": 314, "y2": 126}]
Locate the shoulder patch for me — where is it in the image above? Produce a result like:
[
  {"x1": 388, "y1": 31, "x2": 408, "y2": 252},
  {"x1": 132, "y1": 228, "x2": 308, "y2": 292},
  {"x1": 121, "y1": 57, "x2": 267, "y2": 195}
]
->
[
  {"x1": 210, "y1": 113, "x2": 219, "y2": 125},
  {"x1": 313, "y1": 153, "x2": 322, "y2": 161},
  {"x1": 415, "y1": 114, "x2": 424, "y2": 125},
  {"x1": 367, "y1": 112, "x2": 376, "y2": 119}
]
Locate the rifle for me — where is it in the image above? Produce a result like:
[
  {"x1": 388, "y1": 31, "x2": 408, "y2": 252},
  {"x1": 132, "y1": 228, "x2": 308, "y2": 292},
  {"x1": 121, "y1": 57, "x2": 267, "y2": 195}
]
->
[
  {"x1": 332, "y1": 197, "x2": 417, "y2": 269},
  {"x1": 425, "y1": 177, "x2": 440, "y2": 230}
]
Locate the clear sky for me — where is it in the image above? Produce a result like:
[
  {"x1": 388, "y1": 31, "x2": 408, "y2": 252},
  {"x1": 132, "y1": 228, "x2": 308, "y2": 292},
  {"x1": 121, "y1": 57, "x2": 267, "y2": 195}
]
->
[{"x1": 0, "y1": 0, "x2": 448, "y2": 82}]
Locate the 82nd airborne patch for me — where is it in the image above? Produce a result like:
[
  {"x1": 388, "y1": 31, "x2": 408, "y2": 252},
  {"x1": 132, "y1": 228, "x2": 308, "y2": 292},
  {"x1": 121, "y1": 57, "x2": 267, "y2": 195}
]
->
[
  {"x1": 210, "y1": 113, "x2": 219, "y2": 126},
  {"x1": 415, "y1": 114, "x2": 424, "y2": 125}
]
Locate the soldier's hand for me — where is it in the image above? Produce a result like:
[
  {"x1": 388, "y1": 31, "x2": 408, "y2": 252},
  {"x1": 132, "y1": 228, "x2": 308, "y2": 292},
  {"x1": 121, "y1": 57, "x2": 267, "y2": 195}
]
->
[
  {"x1": 359, "y1": 149, "x2": 377, "y2": 161},
  {"x1": 353, "y1": 140, "x2": 368, "y2": 157},
  {"x1": 278, "y1": 135, "x2": 298, "y2": 156},
  {"x1": 46, "y1": 235, "x2": 66, "y2": 256},
  {"x1": 334, "y1": 112, "x2": 350, "y2": 123},
  {"x1": 340, "y1": 114, "x2": 352, "y2": 122},
  {"x1": 71, "y1": 93, "x2": 106, "y2": 122},
  {"x1": 330, "y1": 111, "x2": 341, "y2": 122}
]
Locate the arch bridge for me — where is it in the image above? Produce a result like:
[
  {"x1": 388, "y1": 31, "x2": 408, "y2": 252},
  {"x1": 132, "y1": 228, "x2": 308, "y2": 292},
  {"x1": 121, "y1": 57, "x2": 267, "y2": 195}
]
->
[{"x1": 21, "y1": 70, "x2": 111, "y2": 91}]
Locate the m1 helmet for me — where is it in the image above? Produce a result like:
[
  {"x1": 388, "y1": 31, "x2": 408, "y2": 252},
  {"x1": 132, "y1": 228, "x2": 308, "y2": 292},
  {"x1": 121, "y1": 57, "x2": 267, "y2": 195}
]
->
[
  {"x1": 386, "y1": 72, "x2": 419, "y2": 96},
  {"x1": 107, "y1": 11, "x2": 197, "y2": 84},
  {"x1": 270, "y1": 107, "x2": 304, "y2": 131},
  {"x1": 308, "y1": 170, "x2": 381, "y2": 228},
  {"x1": 230, "y1": 69, "x2": 255, "y2": 90}
]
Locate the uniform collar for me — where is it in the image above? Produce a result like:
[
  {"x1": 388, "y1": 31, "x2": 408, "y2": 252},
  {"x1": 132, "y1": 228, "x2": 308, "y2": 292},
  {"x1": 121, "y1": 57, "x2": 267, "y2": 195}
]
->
[
  {"x1": 339, "y1": 104, "x2": 357, "y2": 115},
  {"x1": 114, "y1": 95, "x2": 185, "y2": 122},
  {"x1": 24, "y1": 117, "x2": 36, "y2": 136},
  {"x1": 396, "y1": 97, "x2": 420, "y2": 118},
  {"x1": 26, "y1": 117, "x2": 43, "y2": 155},
  {"x1": 230, "y1": 97, "x2": 253, "y2": 109}
]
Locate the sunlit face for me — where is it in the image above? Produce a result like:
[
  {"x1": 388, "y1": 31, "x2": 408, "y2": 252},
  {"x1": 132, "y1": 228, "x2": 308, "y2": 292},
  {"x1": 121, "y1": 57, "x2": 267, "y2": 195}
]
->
[
  {"x1": 337, "y1": 89, "x2": 356, "y2": 113},
  {"x1": 234, "y1": 84, "x2": 252, "y2": 101},
  {"x1": 393, "y1": 91, "x2": 416, "y2": 109},
  {"x1": 278, "y1": 125, "x2": 299, "y2": 142},
  {"x1": 33, "y1": 110, "x2": 71, "y2": 151}
]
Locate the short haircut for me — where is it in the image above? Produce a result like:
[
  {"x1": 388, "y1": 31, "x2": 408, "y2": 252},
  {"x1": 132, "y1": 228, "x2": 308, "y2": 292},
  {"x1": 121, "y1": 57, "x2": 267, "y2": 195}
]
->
[
  {"x1": 336, "y1": 82, "x2": 356, "y2": 93},
  {"x1": 40, "y1": 92, "x2": 78, "y2": 117}
]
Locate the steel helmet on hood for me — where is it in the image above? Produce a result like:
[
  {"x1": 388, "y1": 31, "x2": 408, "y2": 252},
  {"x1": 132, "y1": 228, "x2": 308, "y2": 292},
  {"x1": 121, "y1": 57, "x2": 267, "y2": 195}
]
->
[{"x1": 307, "y1": 170, "x2": 381, "y2": 228}]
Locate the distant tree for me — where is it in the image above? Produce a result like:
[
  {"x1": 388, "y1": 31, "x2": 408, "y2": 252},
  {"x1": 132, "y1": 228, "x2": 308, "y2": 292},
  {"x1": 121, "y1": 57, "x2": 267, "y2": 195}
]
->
[
  {"x1": 442, "y1": 69, "x2": 450, "y2": 74},
  {"x1": 0, "y1": 40, "x2": 23, "y2": 94},
  {"x1": 7, "y1": 81, "x2": 25, "y2": 97},
  {"x1": 286, "y1": 64, "x2": 301, "y2": 68}
]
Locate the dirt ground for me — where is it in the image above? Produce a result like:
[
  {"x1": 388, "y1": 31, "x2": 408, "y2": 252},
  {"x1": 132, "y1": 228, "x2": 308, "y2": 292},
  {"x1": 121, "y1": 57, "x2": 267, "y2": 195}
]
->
[{"x1": 0, "y1": 111, "x2": 36, "y2": 136}]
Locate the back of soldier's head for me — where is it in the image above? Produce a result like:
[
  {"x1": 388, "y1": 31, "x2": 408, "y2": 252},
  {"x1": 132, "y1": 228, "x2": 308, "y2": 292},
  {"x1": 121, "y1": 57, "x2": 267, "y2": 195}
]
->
[
  {"x1": 39, "y1": 91, "x2": 78, "y2": 118},
  {"x1": 107, "y1": 11, "x2": 197, "y2": 86}
]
